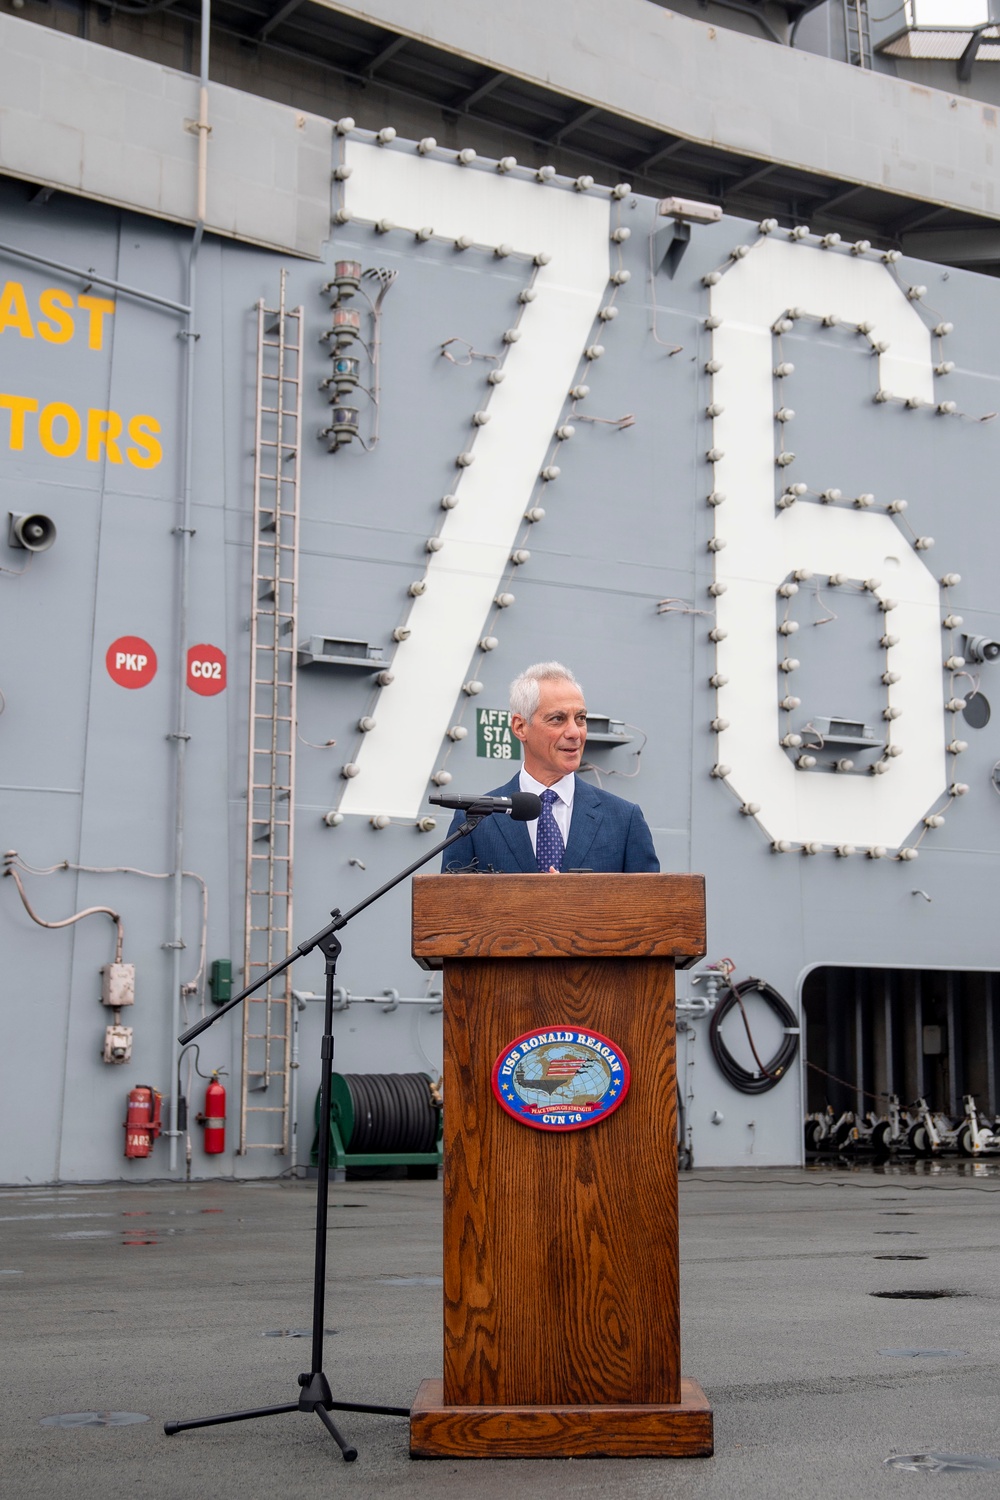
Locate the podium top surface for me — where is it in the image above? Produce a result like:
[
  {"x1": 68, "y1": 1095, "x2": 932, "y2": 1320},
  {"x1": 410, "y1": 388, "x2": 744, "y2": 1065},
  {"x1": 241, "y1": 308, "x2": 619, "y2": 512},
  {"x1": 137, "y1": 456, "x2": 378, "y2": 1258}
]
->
[{"x1": 412, "y1": 873, "x2": 706, "y2": 968}]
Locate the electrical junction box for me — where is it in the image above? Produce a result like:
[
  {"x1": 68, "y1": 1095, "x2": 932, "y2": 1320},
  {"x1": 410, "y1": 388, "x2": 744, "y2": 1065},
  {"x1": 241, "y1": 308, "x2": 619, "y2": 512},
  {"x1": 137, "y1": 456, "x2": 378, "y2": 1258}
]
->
[
  {"x1": 101, "y1": 962, "x2": 135, "y2": 1008},
  {"x1": 210, "y1": 958, "x2": 233, "y2": 1005},
  {"x1": 103, "y1": 1024, "x2": 133, "y2": 1064},
  {"x1": 923, "y1": 1025, "x2": 943, "y2": 1056},
  {"x1": 297, "y1": 635, "x2": 385, "y2": 669},
  {"x1": 585, "y1": 714, "x2": 634, "y2": 746},
  {"x1": 808, "y1": 716, "x2": 883, "y2": 752}
]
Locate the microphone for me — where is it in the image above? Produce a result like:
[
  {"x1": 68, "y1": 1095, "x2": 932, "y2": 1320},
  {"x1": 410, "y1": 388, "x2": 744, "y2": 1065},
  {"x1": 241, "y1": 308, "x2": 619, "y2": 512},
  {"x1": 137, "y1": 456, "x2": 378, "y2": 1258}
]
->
[{"x1": 429, "y1": 791, "x2": 542, "y2": 822}]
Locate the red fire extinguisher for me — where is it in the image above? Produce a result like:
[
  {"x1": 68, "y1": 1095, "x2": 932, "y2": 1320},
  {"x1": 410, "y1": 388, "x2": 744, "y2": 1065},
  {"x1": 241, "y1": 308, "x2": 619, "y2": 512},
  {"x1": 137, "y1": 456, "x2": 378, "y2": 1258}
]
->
[
  {"x1": 124, "y1": 1086, "x2": 162, "y2": 1159},
  {"x1": 197, "y1": 1073, "x2": 226, "y2": 1154}
]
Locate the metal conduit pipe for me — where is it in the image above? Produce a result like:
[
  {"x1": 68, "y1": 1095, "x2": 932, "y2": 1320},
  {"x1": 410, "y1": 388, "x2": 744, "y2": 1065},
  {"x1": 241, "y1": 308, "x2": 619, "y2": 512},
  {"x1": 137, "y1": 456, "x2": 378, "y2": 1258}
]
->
[
  {"x1": 168, "y1": 0, "x2": 211, "y2": 1172},
  {"x1": 0, "y1": 243, "x2": 190, "y2": 313}
]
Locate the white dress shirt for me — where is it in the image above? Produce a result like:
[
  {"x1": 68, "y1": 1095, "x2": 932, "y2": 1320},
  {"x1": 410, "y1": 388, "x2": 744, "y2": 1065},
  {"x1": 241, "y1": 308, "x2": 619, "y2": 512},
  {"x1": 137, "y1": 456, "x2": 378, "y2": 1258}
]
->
[{"x1": 518, "y1": 767, "x2": 576, "y2": 855}]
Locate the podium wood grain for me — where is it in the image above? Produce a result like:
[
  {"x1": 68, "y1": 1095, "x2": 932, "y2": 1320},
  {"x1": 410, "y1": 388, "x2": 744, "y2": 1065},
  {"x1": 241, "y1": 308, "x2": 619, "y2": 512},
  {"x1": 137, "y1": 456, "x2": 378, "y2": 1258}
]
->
[
  {"x1": 410, "y1": 1378, "x2": 714, "y2": 1459},
  {"x1": 413, "y1": 872, "x2": 706, "y2": 967},
  {"x1": 443, "y1": 953, "x2": 679, "y2": 1407},
  {"x1": 411, "y1": 874, "x2": 711, "y2": 1457}
]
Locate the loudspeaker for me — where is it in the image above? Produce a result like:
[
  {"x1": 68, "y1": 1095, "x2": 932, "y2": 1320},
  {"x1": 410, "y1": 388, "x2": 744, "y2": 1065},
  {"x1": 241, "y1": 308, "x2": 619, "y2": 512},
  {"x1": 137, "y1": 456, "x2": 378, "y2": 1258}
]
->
[
  {"x1": 8, "y1": 512, "x2": 56, "y2": 552},
  {"x1": 964, "y1": 634, "x2": 1000, "y2": 664}
]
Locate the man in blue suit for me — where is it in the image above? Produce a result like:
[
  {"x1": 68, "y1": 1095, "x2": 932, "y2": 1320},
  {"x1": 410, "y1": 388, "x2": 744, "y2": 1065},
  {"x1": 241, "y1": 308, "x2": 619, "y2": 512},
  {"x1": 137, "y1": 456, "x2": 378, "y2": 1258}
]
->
[{"x1": 442, "y1": 661, "x2": 659, "y2": 873}]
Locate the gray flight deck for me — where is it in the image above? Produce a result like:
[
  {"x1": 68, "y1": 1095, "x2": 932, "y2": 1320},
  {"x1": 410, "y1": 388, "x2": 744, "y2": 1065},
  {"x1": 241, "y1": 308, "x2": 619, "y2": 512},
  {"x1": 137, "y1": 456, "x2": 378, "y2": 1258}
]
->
[{"x1": 3, "y1": 1166, "x2": 999, "y2": 1498}]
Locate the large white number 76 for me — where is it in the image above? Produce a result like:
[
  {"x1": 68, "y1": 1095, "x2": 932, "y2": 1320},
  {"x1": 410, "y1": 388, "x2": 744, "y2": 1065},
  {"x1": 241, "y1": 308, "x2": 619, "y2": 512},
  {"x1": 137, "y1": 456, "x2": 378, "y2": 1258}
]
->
[
  {"x1": 709, "y1": 237, "x2": 946, "y2": 850},
  {"x1": 338, "y1": 143, "x2": 610, "y2": 819}
]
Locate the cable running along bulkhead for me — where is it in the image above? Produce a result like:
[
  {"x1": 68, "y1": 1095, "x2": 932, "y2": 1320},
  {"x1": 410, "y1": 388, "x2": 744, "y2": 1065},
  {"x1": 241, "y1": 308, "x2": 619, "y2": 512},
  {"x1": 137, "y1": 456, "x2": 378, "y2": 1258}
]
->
[{"x1": 708, "y1": 978, "x2": 799, "y2": 1094}]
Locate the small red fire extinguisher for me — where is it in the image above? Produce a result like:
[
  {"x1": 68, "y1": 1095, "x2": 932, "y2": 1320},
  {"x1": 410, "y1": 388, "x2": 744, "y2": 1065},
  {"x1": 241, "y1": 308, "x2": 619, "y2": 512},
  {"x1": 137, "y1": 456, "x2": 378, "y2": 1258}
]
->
[
  {"x1": 197, "y1": 1072, "x2": 226, "y2": 1154},
  {"x1": 124, "y1": 1085, "x2": 163, "y2": 1158}
]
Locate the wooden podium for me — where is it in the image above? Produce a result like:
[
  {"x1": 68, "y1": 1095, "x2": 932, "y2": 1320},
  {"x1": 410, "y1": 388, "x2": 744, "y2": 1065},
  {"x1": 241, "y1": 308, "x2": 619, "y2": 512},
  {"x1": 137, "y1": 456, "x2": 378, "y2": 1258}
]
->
[{"x1": 408, "y1": 873, "x2": 713, "y2": 1459}]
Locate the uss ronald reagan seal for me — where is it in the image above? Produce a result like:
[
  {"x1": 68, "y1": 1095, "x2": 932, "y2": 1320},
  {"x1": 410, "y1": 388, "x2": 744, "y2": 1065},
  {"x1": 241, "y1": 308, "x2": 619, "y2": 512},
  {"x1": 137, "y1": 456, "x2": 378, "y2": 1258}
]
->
[{"x1": 492, "y1": 1026, "x2": 631, "y2": 1132}]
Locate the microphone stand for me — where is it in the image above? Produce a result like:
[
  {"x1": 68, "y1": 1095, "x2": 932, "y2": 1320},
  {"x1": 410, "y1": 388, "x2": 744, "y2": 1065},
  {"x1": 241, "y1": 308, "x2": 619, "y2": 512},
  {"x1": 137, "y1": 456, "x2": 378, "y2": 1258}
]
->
[{"x1": 164, "y1": 814, "x2": 484, "y2": 1460}]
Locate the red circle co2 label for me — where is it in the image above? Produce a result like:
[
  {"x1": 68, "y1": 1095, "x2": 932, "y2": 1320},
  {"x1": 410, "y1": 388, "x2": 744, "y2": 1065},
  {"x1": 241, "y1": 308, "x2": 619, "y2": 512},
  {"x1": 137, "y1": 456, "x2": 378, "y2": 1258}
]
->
[
  {"x1": 106, "y1": 636, "x2": 157, "y2": 689},
  {"x1": 186, "y1": 644, "x2": 227, "y2": 696},
  {"x1": 492, "y1": 1027, "x2": 630, "y2": 1132}
]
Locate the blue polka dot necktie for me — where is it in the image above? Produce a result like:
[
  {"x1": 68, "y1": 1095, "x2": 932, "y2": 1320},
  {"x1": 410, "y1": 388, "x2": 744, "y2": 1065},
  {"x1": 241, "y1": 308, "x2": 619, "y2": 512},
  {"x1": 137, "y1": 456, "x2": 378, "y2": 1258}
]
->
[{"x1": 535, "y1": 787, "x2": 565, "y2": 873}]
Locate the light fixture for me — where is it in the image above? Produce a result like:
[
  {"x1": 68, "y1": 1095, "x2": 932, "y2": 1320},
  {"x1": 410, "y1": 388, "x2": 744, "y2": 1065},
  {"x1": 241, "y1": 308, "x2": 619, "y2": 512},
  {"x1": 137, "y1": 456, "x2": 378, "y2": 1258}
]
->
[
  {"x1": 320, "y1": 406, "x2": 359, "y2": 450},
  {"x1": 323, "y1": 354, "x2": 360, "y2": 395},
  {"x1": 375, "y1": 127, "x2": 396, "y2": 145},
  {"x1": 657, "y1": 196, "x2": 722, "y2": 225}
]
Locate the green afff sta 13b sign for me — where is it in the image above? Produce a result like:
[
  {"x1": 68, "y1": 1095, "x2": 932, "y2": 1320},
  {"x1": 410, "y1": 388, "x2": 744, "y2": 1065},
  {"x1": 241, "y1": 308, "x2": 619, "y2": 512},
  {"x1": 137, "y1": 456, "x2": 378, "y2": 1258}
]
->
[{"x1": 476, "y1": 708, "x2": 522, "y2": 761}]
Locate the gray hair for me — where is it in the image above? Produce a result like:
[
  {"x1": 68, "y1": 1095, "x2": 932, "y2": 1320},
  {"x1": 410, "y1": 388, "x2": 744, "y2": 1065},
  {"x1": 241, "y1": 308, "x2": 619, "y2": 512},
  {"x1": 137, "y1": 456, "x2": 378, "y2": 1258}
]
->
[{"x1": 509, "y1": 661, "x2": 581, "y2": 722}]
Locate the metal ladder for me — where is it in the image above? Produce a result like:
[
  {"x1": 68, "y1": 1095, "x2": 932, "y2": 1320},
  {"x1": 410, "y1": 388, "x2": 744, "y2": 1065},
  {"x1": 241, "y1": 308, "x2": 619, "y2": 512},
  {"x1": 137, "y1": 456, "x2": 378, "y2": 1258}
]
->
[
  {"x1": 240, "y1": 270, "x2": 303, "y2": 1156},
  {"x1": 842, "y1": 0, "x2": 872, "y2": 68}
]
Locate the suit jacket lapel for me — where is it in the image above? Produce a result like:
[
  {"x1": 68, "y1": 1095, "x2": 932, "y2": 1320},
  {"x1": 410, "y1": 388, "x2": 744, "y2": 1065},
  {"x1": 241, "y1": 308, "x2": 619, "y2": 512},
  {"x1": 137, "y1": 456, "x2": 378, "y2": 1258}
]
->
[
  {"x1": 563, "y1": 777, "x2": 603, "y2": 870},
  {"x1": 490, "y1": 773, "x2": 535, "y2": 873}
]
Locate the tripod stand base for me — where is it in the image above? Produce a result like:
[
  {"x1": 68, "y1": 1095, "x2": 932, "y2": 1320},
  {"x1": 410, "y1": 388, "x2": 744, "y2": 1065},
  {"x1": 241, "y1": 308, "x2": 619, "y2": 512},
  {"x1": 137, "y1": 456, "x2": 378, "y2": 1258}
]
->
[
  {"x1": 163, "y1": 1372, "x2": 410, "y2": 1460},
  {"x1": 409, "y1": 1377, "x2": 714, "y2": 1459}
]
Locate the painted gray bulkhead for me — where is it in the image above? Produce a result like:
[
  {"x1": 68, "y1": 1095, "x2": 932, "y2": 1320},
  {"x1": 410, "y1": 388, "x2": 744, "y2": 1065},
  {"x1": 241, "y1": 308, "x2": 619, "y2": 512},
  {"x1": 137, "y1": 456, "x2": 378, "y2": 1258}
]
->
[{"x1": 3, "y1": 42, "x2": 1000, "y2": 1184}]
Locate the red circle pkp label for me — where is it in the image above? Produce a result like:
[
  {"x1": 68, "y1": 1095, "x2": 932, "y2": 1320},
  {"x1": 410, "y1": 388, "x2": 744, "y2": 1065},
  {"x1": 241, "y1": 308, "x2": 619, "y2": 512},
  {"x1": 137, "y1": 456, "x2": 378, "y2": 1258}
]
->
[
  {"x1": 186, "y1": 644, "x2": 227, "y2": 696},
  {"x1": 106, "y1": 636, "x2": 157, "y2": 689}
]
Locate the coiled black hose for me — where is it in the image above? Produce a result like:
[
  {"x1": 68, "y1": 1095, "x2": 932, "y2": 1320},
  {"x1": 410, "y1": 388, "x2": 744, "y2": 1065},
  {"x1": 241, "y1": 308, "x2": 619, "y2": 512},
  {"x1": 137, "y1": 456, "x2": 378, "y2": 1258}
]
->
[
  {"x1": 339, "y1": 1072, "x2": 439, "y2": 1154},
  {"x1": 708, "y1": 977, "x2": 799, "y2": 1095}
]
